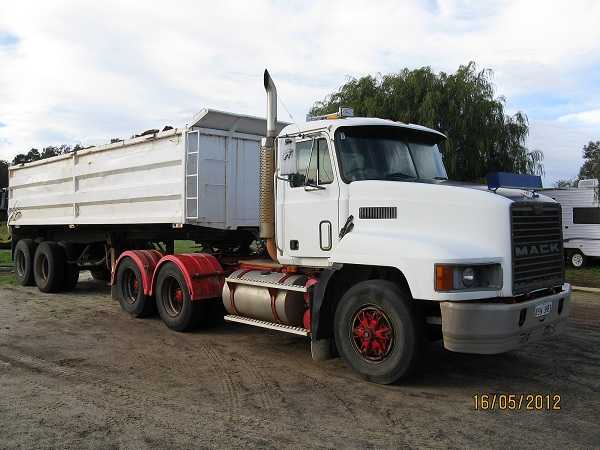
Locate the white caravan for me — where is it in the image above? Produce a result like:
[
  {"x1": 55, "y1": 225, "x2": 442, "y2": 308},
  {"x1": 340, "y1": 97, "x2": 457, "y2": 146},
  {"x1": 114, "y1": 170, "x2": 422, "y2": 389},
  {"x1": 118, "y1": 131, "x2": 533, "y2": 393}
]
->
[{"x1": 544, "y1": 179, "x2": 600, "y2": 268}]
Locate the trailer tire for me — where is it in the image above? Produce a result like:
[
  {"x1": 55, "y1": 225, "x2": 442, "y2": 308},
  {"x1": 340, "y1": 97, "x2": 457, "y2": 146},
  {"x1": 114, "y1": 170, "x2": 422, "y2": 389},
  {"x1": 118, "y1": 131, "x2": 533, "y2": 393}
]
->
[
  {"x1": 570, "y1": 250, "x2": 586, "y2": 268},
  {"x1": 33, "y1": 242, "x2": 65, "y2": 293},
  {"x1": 115, "y1": 257, "x2": 155, "y2": 317},
  {"x1": 62, "y1": 264, "x2": 80, "y2": 291},
  {"x1": 155, "y1": 262, "x2": 200, "y2": 332},
  {"x1": 334, "y1": 280, "x2": 423, "y2": 384},
  {"x1": 14, "y1": 239, "x2": 36, "y2": 286}
]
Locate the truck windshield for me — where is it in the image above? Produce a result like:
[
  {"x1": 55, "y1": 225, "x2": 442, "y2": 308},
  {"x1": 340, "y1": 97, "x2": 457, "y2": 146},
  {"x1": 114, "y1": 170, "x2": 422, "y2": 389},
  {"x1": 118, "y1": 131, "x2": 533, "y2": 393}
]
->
[{"x1": 334, "y1": 125, "x2": 448, "y2": 183}]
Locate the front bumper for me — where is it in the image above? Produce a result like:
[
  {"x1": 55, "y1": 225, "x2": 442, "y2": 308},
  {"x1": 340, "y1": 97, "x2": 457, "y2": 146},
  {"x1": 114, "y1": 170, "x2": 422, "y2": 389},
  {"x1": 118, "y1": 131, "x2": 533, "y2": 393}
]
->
[{"x1": 440, "y1": 284, "x2": 571, "y2": 354}]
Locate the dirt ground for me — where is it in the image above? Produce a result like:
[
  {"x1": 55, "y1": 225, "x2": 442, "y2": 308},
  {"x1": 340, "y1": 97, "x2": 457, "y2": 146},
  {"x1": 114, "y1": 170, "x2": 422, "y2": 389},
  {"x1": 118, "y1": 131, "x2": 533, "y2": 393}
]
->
[{"x1": 1, "y1": 275, "x2": 599, "y2": 449}]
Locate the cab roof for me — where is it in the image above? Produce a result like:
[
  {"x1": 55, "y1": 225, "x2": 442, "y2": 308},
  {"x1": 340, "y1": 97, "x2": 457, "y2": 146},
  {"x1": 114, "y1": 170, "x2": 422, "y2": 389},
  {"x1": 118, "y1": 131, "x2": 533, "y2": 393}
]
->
[{"x1": 279, "y1": 117, "x2": 446, "y2": 140}]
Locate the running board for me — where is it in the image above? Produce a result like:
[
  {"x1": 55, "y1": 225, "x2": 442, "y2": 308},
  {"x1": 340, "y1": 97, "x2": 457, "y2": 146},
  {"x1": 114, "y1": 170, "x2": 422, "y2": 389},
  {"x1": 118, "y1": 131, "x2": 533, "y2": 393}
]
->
[
  {"x1": 224, "y1": 276, "x2": 308, "y2": 292},
  {"x1": 224, "y1": 315, "x2": 310, "y2": 337}
]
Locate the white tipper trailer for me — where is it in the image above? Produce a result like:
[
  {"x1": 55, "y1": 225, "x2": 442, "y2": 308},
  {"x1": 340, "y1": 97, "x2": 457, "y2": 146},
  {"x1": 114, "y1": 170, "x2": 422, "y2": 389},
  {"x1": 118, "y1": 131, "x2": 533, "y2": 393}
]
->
[{"x1": 8, "y1": 71, "x2": 571, "y2": 384}]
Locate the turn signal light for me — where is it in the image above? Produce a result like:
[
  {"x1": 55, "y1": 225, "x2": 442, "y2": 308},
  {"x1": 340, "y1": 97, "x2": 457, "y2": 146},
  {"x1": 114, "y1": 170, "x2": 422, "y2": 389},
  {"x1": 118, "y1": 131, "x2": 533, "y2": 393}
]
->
[{"x1": 435, "y1": 265, "x2": 454, "y2": 291}]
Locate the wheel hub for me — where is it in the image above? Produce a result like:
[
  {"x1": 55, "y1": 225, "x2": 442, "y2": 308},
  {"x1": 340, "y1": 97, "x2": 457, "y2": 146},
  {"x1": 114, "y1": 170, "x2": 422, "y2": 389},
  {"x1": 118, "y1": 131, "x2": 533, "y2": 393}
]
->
[
  {"x1": 351, "y1": 305, "x2": 394, "y2": 362},
  {"x1": 162, "y1": 276, "x2": 184, "y2": 317}
]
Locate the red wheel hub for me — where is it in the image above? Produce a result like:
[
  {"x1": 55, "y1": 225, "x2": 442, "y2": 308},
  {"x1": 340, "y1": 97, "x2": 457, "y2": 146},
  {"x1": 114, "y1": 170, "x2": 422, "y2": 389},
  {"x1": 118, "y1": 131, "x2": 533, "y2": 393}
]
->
[
  {"x1": 174, "y1": 288, "x2": 183, "y2": 303},
  {"x1": 351, "y1": 306, "x2": 394, "y2": 361}
]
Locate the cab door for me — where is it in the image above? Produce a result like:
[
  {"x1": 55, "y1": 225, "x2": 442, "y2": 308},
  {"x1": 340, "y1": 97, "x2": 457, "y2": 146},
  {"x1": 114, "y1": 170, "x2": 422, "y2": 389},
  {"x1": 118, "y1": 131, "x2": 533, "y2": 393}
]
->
[{"x1": 280, "y1": 135, "x2": 339, "y2": 260}]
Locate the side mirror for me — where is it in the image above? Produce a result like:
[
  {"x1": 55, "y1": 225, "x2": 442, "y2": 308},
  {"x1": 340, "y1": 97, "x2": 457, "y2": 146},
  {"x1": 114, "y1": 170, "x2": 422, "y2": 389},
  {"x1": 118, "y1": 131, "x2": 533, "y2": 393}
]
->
[{"x1": 278, "y1": 137, "x2": 296, "y2": 176}]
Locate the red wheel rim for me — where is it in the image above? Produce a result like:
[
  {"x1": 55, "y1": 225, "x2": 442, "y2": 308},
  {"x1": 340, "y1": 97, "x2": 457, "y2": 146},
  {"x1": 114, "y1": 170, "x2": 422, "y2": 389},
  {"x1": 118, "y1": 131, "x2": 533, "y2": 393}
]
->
[
  {"x1": 123, "y1": 269, "x2": 140, "y2": 304},
  {"x1": 161, "y1": 276, "x2": 184, "y2": 318},
  {"x1": 350, "y1": 305, "x2": 394, "y2": 362}
]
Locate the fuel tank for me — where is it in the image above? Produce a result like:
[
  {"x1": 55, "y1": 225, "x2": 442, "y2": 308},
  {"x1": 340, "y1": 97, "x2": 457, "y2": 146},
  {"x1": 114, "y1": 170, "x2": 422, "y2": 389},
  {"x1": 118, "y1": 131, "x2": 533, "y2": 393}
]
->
[{"x1": 222, "y1": 269, "x2": 307, "y2": 326}]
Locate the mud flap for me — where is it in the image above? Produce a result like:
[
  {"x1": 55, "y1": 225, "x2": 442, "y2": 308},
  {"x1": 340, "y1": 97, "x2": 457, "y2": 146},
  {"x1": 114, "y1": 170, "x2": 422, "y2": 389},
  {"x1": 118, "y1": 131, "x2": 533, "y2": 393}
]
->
[
  {"x1": 111, "y1": 284, "x2": 119, "y2": 301},
  {"x1": 311, "y1": 338, "x2": 335, "y2": 361}
]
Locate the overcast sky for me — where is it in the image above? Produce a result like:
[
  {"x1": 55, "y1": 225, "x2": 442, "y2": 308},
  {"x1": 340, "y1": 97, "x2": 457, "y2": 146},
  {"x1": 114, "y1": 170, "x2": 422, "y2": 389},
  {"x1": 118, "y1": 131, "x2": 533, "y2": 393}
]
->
[{"x1": 1, "y1": 0, "x2": 599, "y2": 185}]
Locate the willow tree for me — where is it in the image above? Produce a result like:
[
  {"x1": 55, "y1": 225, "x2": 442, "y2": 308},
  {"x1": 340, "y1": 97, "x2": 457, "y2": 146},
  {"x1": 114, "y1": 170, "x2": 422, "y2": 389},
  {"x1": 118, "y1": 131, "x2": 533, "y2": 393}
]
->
[{"x1": 310, "y1": 62, "x2": 543, "y2": 182}]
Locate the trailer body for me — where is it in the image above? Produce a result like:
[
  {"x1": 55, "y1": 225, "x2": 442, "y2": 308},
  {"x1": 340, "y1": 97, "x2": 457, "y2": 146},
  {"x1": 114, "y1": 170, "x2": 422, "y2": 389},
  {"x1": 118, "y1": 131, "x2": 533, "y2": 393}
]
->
[{"x1": 8, "y1": 109, "x2": 285, "y2": 231}]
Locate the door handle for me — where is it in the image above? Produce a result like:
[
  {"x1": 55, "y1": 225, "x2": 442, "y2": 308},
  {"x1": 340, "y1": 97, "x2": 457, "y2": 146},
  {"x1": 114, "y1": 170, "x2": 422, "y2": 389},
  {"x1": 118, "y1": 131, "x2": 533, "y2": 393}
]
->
[{"x1": 319, "y1": 220, "x2": 332, "y2": 251}]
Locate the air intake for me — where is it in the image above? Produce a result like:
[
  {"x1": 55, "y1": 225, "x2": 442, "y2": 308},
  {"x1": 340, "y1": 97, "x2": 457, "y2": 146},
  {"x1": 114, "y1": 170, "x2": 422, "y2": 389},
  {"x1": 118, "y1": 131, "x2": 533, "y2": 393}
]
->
[{"x1": 359, "y1": 207, "x2": 397, "y2": 220}]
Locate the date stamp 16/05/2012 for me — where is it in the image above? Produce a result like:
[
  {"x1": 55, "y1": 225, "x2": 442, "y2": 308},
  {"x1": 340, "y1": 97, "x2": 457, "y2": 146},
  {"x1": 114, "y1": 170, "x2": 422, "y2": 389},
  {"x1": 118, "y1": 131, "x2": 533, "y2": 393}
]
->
[{"x1": 473, "y1": 393, "x2": 561, "y2": 411}]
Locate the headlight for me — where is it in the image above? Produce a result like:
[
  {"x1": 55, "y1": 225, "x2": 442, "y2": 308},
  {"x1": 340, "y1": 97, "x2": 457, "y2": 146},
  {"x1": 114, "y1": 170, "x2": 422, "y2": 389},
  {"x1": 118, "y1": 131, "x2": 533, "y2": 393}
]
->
[
  {"x1": 462, "y1": 267, "x2": 475, "y2": 287},
  {"x1": 435, "y1": 264, "x2": 502, "y2": 292}
]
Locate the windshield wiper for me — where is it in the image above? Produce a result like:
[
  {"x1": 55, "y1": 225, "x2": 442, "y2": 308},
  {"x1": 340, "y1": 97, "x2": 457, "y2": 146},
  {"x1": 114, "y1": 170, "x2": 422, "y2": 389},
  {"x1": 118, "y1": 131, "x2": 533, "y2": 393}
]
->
[
  {"x1": 433, "y1": 176, "x2": 448, "y2": 180},
  {"x1": 385, "y1": 172, "x2": 417, "y2": 180}
]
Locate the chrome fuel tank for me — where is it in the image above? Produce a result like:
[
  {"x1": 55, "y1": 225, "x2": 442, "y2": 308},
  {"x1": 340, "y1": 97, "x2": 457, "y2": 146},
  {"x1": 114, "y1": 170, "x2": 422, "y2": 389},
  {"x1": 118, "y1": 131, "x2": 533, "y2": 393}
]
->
[{"x1": 222, "y1": 269, "x2": 307, "y2": 326}]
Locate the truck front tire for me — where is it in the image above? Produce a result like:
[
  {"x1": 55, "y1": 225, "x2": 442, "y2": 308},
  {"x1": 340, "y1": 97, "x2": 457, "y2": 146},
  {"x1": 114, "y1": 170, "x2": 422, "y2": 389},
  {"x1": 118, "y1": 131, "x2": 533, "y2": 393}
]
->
[
  {"x1": 14, "y1": 239, "x2": 36, "y2": 286},
  {"x1": 115, "y1": 257, "x2": 154, "y2": 317},
  {"x1": 155, "y1": 262, "x2": 200, "y2": 332},
  {"x1": 33, "y1": 242, "x2": 65, "y2": 293},
  {"x1": 334, "y1": 280, "x2": 423, "y2": 384}
]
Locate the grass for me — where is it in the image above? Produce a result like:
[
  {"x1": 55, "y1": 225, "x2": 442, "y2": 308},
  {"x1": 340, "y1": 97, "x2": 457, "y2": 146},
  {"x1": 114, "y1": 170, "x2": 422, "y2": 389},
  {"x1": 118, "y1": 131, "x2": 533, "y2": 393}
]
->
[
  {"x1": 0, "y1": 249, "x2": 12, "y2": 265},
  {"x1": 566, "y1": 265, "x2": 600, "y2": 288},
  {"x1": 0, "y1": 273, "x2": 15, "y2": 286},
  {"x1": 0, "y1": 248, "x2": 15, "y2": 285},
  {"x1": 174, "y1": 240, "x2": 200, "y2": 253}
]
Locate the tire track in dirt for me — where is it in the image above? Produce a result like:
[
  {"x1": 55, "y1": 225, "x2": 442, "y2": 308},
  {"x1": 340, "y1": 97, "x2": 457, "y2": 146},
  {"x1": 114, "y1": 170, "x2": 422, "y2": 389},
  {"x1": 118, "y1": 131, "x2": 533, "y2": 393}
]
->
[
  {"x1": 226, "y1": 351, "x2": 283, "y2": 410},
  {"x1": 197, "y1": 344, "x2": 243, "y2": 418},
  {"x1": 0, "y1": 343, "x2": 309, "y2": 448},
  {"x1": 0, "y1": 344, "x2": 239, "y2": 443}
]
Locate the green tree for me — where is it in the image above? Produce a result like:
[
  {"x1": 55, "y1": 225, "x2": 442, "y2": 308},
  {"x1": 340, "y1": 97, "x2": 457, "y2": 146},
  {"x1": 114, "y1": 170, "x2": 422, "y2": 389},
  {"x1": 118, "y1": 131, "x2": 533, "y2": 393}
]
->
[
  {"x1": 554, "y1": 179, "x2": 575, "y2": 188},
  {"x1": 310, "y1": 62, "x2": 543, "y2": 182},
  {"x1": 26, "y1": 148, "x2": 40, "y2": 162},
  {"x1": 578, "y1": 141, "x2": 600, "y2": 180},
  {"x1": 11, "y1": 154, "x2": 27, "y2": 165},
  {"x1": 40, "y1": 146, "x2": 61, "y2": 159}
]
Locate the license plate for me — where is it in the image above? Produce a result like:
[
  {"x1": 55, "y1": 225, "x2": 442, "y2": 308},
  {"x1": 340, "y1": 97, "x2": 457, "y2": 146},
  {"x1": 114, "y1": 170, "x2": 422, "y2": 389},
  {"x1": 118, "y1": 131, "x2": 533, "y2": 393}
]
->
[{"x1": 535, "y1": 301, "x2": 553, "y2": 318}]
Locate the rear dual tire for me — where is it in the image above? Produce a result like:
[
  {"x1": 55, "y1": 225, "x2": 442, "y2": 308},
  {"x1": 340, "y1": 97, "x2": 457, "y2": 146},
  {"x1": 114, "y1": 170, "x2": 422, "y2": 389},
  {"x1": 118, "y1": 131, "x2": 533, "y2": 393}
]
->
[
  {"x1": 15, "y1": 239, "x2": 80, "y2": 292},
  {"x1": 33, "y1": 242, "x2": 65, "y2": 293},
  {"x1": 115, "y1": 258, "x2": 155, "y2": 317},
  {"x1": 155, "y1": 262, "x2": 201, "y2": 332},
  {"x1": 14, "y1": 239, "x2": 36, "y2": 286},
  {"x1": 114, "y1": 260, "x2": 214, "y2": 331}
]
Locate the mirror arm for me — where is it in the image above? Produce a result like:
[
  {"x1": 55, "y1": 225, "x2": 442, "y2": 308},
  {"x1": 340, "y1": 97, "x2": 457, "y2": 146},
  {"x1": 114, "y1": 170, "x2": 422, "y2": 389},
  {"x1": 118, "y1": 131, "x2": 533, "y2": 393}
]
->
[{"x1": 304, "y1": 182, "x2": 325, "y2": 191}]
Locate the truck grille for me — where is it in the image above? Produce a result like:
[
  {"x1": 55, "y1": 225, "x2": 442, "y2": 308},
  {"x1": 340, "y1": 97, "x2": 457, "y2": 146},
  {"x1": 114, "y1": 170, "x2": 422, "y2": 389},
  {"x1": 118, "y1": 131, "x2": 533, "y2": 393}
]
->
[{"x1": 511, "y1": 202, "x2": 564, "y2": 295}]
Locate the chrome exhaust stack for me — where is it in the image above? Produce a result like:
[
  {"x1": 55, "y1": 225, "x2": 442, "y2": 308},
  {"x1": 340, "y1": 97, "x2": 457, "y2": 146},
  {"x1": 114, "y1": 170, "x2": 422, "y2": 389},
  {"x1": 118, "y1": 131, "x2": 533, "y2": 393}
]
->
[
  {"x1": 264, "y1": 69, "x2": 278, "y2": 140},
  {"x1": 260, "y1": 70, "x2": 278, "y2": 260}
]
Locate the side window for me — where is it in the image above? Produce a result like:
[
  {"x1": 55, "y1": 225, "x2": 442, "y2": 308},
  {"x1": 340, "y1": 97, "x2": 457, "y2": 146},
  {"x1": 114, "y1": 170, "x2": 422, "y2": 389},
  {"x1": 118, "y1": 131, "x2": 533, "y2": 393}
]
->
[
  {"x1": 306, "y1": 138, "x2": 334, "y2": 185},
  {"x1": 573, "y1": 207, "x2": 600, "y2": 224},
  {"x1": 290, "y1": 140, "x2": 312, "y2": 188}
]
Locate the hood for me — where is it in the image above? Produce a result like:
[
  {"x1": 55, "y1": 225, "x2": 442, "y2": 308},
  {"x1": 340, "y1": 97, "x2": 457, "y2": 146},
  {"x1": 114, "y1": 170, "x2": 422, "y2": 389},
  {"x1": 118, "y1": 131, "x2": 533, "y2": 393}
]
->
[
  {"x1": 344, "y1": 179, "x2": 514, "y2": 270},
  {"x1": 425, "y1": 179, "x2": 553, "y2": 203}
]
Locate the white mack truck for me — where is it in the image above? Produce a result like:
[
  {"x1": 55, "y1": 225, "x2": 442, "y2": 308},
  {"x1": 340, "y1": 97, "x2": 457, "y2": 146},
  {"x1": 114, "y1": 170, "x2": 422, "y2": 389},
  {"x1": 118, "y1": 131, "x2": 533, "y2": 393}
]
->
[{"x1": 7, "y1": 70, "x2": 571, "y2": 384}]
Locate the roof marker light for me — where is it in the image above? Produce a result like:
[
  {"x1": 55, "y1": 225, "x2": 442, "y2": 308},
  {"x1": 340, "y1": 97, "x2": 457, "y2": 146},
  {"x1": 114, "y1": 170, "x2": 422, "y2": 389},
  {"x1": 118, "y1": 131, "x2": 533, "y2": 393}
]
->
[{"x1": 306, "y1": 107, "x2": 354, "y2": 122}]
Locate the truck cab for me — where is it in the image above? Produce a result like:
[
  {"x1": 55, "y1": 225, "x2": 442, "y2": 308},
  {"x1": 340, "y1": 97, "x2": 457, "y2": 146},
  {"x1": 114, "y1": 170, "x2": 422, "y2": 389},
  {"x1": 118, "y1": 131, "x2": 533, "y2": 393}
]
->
[{"x1": 267, "y1": 105, "x2": 571, "y2": 370}]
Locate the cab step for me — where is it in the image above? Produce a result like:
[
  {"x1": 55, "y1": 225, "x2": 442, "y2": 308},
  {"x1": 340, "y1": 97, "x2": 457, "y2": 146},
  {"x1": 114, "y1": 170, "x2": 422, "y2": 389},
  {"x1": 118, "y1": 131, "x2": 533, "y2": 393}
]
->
[{"x1": 224, "y1": 315, "x2": 310, "y2": 337}]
